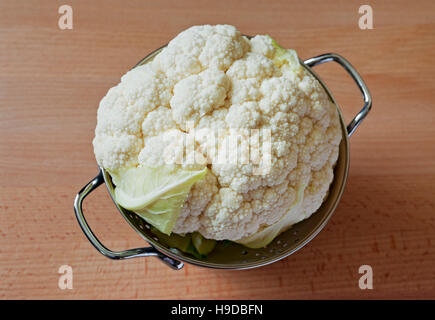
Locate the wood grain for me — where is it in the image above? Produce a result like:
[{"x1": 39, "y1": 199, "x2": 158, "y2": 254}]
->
[{"x1": 0, "y1": 0, "x2": 434, "y2": 299}]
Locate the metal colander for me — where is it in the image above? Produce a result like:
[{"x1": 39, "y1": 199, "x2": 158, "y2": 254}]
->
[{"x1": 74, "y1": 44, "x2": 372, "y2": 270}]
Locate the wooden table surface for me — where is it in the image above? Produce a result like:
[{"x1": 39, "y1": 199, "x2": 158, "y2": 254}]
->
[{"x1": 1, "y1": 0, "x2": 434, "y2": 299}]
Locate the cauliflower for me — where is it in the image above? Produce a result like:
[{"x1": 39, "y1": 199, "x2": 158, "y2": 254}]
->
[{"x1": 93, "y1": 25, "x2": 342, "y2": 247}]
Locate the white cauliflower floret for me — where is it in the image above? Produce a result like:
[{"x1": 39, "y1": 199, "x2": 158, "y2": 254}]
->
[
  {"x1": 170, "y1": 67, "x2": 230, "y2": 129},
  {"x1": 93, "y1": 134, "x2": 143, "y2": 169},
  {"x1": 138, "y1": 129, "x2": 185, "y2": 167},
  {"x1": 154, "y1": 24, "x2": 250, "y2": 82},
  {"x1": 93, "y1": 64, "x2": 171, "y2": 170},
  {"x1": 259, "y1": 76, "x2": 301, "y2": 114},
  {"x1": 93, "y1": 24, "x2": 342, "y2": 244},
  {"x1": 225, "y1": 101, "x2": 262, "y2": 129},
  {"x1": 226, "y1": 52, "x2": 277, "y2": 105},
  {"x1": 250, "y1": 35, "x2": 276, "y2": 59},
  {"x1": 174, "y1": 171, "x2": 219, "y2": 234},
  {"x1": 141, "y1": 106, "x2": 176, "y2": 138},
  {"x1": 198, "y1": 188, "x2": 254, "y2": 240},
  {"x1": 228, "y1": 78, "x2": 262, "y2": 105},
  {"x1": 227, "y1": 52, "x2": 277, "y2": 80}
]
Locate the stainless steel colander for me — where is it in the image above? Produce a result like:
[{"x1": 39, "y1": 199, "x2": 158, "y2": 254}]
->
[{"x1": 74, "y1": 44, "x2": 372, "y2": 270}]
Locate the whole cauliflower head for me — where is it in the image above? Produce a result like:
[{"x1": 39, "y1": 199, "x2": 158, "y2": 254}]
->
[{"x1": 93, "y1": 25, "x2": 342, "y2": 245}]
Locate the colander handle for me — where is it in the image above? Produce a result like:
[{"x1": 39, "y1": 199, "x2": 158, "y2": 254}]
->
[
  {"x1": 304, "y1": 53, "x2": 372, "y2": 137},
  {"x1": 73, "y1": 171, "x2": 183, "y2": 270}
]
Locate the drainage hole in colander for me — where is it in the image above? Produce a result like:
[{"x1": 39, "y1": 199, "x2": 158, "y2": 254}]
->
[
  {"x1": 145, "y1": 224, "x2": 150, "y2": 229},
  {"x1": 241, "y1": 250, "x2": 248, "y2": 255}
]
